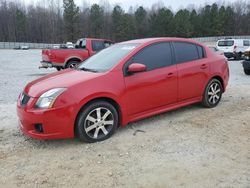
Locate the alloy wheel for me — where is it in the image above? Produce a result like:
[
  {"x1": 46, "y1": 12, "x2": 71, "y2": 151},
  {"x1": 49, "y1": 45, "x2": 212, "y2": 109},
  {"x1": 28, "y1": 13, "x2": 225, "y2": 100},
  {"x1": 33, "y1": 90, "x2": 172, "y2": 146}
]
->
[
  {"x1": 207, "y1": 82, "x2": 221, "y2": 104},
  {"x1": 84, "y1": 107, "x2": 114, "y2": 139}
]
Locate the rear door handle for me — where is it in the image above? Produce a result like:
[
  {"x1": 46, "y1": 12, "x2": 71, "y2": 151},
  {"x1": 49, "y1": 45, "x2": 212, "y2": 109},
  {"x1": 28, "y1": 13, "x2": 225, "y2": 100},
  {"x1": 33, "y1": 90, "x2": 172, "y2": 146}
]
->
[
  {"x1": 166, "y1": 72, "x2": 174, "y2": 78},
  {"x1": 200, "y1": 64, "x2": 207, "y2": 69}
]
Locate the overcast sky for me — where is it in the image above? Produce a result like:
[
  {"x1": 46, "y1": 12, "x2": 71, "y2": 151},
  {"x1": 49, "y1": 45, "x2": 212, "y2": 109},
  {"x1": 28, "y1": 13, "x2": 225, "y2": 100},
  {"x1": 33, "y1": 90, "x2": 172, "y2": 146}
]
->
[{"x1": 24, "y1": 0, "x2": 239, "y2": 11}]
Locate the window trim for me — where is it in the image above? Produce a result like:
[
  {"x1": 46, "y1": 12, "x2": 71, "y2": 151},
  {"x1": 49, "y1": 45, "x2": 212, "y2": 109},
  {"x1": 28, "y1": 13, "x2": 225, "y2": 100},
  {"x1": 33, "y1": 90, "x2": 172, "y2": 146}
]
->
[
  {"x1": 172, "y1": 41, "x2": 206, "y2": 64},
  {"x1": 123, "y1": 42, "x2": 174, "y2": 76}
]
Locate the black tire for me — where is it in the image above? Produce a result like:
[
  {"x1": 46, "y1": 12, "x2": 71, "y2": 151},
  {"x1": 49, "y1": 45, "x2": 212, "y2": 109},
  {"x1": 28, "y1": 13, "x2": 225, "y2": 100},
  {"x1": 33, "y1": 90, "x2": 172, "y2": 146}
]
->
[
  {"x1": 202, "y1": 79, "x2": 223, "y2": 108},
  {"x1": 66, "y1": 61, "x2": 79, "y2": 69},
  {"x1": 244, "y1": 69, "x2": 250, "y2": 75},
  {"x1": 76, "y1": 101, "x2": 118, "y2": 143},
  {"x1": 56, "y1": 67, "x2": 62, "y2": 71}
]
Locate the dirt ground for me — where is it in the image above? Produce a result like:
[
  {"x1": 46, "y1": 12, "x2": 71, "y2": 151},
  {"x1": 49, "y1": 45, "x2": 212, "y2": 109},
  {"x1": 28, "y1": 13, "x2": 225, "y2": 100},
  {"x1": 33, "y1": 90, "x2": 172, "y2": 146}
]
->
[{"x1": 0, "y1": 50, "x2": 249, "y2": 188}]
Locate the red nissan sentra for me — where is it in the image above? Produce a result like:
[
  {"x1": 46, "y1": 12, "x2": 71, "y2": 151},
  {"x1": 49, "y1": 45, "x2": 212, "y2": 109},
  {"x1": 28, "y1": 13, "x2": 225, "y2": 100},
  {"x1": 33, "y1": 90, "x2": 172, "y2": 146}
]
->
[{"x1": 17, "y1": 38, "x2": 229, "y2": 142}]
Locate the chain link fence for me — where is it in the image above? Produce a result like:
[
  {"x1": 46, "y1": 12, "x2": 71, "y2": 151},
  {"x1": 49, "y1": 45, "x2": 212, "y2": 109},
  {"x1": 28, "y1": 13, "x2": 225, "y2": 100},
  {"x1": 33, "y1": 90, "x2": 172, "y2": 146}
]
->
[
  {"x1": 1, "y1": 36, "x2": 250, "y2": 49},
  {"x1": 0, "y1": 42, "x2": 59, "y2": 49}
]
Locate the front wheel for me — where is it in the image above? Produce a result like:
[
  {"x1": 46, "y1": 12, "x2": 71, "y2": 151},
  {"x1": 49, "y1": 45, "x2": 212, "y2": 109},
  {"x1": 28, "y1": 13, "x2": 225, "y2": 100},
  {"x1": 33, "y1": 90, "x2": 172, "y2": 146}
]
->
[
  {"x1": 202, "y1": 79, "x2": 223, "y2": 108},
  {"x1": 244, "y1": 69, "x2": 250, "y2": 75},
  {"x1": 76, "y1": 101, "x2": 118, "y2": 143}
]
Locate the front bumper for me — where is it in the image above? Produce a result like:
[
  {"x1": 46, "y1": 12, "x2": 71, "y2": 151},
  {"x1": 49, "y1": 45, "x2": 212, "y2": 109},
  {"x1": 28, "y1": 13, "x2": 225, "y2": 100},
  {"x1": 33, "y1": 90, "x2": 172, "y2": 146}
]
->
[
  {"x1": 39, "y1": 61, "x2": 53, "y2": 69},
  {"x1": 17, "y1": 96, "x2": 75, "y2": 140},
  {"x1": 39, "y1": 61, "x2": 64, "y2": 69}
]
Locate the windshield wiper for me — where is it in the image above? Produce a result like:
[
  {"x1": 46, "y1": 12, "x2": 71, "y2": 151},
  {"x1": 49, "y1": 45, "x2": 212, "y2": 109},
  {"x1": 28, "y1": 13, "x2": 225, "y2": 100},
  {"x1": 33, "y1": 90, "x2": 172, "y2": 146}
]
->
[{"x1": 78, "y1": 67, "x2": 99, "y2": 73}]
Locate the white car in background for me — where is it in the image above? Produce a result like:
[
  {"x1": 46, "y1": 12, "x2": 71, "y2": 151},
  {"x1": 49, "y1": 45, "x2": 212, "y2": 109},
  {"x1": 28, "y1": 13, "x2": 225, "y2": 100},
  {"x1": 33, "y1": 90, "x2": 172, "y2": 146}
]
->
[
  {"x1": 21, "y1": 45, "x2": 29, "y2": 50},
  {"x1": 216, "y1": 38, "x2": 250, "y2": 59}
]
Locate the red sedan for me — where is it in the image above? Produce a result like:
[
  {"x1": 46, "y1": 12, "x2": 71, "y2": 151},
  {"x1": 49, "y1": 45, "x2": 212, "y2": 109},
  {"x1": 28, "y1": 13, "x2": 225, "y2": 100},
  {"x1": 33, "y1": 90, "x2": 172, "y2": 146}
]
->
[{"x1": 17, "y1": 38, "x2": 229, "y2": 142}]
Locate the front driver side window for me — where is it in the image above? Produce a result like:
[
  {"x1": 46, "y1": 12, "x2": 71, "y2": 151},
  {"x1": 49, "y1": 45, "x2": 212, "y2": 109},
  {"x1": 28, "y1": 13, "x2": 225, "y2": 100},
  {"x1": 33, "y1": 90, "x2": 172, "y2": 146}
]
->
[{"x1": 128, "y1": 42, "x2": 173, "y2": 72}]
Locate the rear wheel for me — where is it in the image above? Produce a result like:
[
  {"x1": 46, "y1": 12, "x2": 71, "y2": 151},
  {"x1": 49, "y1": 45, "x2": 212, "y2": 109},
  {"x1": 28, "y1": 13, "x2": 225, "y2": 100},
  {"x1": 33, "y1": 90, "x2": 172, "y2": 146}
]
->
[
  {"x1": 202, "y1": 79, "x2": 223, "y2": 108},
  {"x1": 76, "y1": 101, "x2": 118, "y2": 143},
  {"x1": 56, "y1": 67, "x2": 62, "y2": 71},
  {"x1": 66, "y1": 61, "x2": 79, "y2": 69},
  {"x1": 244, "y1": 69, "x2": 250, "y2": 75}
]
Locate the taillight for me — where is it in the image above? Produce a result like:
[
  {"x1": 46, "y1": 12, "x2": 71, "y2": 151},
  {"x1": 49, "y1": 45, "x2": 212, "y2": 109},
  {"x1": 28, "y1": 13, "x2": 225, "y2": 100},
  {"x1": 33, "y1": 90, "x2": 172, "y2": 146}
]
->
[{"x1": 48, "y1": 52, "x2": 56, "y2": 59}]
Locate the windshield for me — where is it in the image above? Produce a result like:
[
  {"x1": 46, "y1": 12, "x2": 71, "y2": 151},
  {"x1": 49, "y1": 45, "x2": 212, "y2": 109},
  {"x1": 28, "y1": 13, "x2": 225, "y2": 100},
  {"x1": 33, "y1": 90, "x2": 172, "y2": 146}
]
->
[
  {"x1": 78, "y1": 43, "x2": 139, "y2": 72},
  {"x1": 218, "y1": 40, "x2": 234, "y2": 47}
]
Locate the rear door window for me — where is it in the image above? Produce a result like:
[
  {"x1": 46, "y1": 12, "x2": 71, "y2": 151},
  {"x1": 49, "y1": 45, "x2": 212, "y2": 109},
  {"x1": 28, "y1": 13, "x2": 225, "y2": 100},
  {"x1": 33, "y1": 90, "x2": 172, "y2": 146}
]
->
[
  {"x1": 128, "y1": 42, "x2": 173, "y2": 71},
  {"x1": 173, "y1": 42, "x2": 201, "y2": 64},
  {"x1": 218, "y1": 40, "x2": 234, "y2": 46},
  {"x1": 92, "y1": 40, "x2": 105, "y2": 51}
]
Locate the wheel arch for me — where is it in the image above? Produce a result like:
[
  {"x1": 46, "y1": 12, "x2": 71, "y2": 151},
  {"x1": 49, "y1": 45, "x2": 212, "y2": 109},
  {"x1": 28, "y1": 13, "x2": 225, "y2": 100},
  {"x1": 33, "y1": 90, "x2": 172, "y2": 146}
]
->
[
  {"x1": 65, "y1": 57, "x2": 82, "y2": 67},
  {"x1": 210, "y1": 75, "x2": 225, "y2": 92}
]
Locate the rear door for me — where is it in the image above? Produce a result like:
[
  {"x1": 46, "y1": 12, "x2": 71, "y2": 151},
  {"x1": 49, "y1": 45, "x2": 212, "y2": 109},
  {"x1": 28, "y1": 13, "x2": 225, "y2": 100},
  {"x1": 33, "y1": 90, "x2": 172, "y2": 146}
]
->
[
  {"x1": 173, "y1": 42, "x2": 209, "y2": 101},
  {"x1": 124, "y1": 42, "x2": 178, "y2": 115}
]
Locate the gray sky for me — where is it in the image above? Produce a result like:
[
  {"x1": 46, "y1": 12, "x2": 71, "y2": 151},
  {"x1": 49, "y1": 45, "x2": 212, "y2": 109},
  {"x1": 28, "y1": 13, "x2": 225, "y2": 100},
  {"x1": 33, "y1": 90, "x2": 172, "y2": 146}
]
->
[{"x1": 23, "y1": 0, "x2": 239, "y2": 11}]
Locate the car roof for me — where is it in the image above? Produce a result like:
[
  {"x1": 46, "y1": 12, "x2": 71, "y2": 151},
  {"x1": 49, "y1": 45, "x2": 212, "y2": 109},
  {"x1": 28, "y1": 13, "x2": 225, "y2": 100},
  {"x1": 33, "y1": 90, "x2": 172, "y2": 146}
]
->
[
  {"x1": 120, "y1": 37, "x2": 203, "y2": 46},
  {"x1": 79, "y1": 38, "x2": 113, "y2": 42}
]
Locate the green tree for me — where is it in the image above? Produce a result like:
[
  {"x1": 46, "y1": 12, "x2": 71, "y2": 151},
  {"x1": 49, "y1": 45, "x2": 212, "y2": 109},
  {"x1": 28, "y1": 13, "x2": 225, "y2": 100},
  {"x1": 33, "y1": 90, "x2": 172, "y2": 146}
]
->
[
  {"x1": 210, "y1": 3, "x2": 221, "y2": 35},
  {"x1": 134, "y1": 6, "x2": 148, "y2": 38},
  {"x1": 149, "y1": 8, "x2": 174, "y2": 37},
  {"x1": 224, "y1": 6, "x2": 235, "y2": 35},
  {"x1": 111, "y1": 5, "x2": 124, "y2": 41},
  {"x1": 174, "y1": 9, "x2": 193, "y2": 37},
  {"x1": 200, "y1": 5, "x2": 212, "y2": 36},
  {"x1": 89, "y1": 4, "x2": 104, "y2": 38},
  {"x1": 15, "y1": 8, "x2": 26, "y2": 41},
  {"x1": 121, "y1": 13, "x2": 136, "y2": 41},
  {"x1": 190, "y1": 9, "x2": 201, "y2": 37},
  {"x1": 63, "y1": 0, "x2": 80, "y2": 41}
]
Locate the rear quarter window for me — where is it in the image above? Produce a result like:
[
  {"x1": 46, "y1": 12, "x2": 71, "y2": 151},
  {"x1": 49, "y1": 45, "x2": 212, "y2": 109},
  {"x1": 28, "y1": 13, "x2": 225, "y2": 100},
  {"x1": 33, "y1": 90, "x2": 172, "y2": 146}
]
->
[
  {"x1": 173, "y1": 42, "x2": 202, "y2": 64},
  {"x1": 92, "y1": 40, "x2": 105, "y2": 51}
]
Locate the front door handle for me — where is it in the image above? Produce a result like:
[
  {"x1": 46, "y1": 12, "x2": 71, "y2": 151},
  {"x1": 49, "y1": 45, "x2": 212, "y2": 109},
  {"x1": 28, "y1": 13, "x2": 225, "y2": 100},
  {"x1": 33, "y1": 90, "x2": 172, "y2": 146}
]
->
[{"x1": 200, "y1": 64, "x2": 207, "y2": 69}]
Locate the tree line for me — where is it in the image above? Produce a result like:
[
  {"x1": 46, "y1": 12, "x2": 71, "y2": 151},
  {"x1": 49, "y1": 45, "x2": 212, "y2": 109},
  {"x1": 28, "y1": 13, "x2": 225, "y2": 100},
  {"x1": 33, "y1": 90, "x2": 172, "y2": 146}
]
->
[{"x1": 0, "y1": 0, "x2": 249, "y2": 43}]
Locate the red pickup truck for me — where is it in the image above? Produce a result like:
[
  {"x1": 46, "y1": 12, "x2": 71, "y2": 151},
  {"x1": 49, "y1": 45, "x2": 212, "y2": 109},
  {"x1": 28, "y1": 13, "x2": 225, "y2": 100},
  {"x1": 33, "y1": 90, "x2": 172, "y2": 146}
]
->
[{"x1": 40, "y1": 38, "x2": 113, "y2": 70}]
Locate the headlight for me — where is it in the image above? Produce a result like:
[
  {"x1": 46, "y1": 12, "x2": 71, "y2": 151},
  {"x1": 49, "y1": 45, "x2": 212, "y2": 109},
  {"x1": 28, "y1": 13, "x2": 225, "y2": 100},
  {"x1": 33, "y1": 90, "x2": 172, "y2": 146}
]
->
[{"x1": 35, "y1": 88, "x2": 66, "y2": 108}]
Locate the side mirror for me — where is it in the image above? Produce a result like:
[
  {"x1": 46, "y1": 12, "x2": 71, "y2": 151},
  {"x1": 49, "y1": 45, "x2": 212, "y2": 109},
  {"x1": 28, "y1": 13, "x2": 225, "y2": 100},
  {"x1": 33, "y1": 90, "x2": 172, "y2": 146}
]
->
[{"x1": 127, "y1": 63, "x2": 146, "y2": 74}]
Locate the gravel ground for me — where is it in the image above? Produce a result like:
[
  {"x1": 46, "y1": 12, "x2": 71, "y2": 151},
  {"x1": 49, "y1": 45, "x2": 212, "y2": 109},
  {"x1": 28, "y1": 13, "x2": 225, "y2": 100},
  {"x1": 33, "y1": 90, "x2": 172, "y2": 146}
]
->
[{"x1": 0, "y1": 50, "x2": 249, "y2": 188}]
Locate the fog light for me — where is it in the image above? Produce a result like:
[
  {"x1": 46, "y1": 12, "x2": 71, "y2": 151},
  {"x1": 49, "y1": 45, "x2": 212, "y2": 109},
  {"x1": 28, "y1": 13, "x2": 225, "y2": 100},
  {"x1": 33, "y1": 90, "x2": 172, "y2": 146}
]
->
[{"x1": 34, "y1": 124, "x2": 43, "y2": 133}]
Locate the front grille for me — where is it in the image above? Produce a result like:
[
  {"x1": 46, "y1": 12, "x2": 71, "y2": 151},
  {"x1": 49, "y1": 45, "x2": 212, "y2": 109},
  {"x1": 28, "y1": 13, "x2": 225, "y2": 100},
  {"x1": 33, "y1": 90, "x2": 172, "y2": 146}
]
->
[{"x1": 20, "y1": 93, "x2": 30, "y2": 106}]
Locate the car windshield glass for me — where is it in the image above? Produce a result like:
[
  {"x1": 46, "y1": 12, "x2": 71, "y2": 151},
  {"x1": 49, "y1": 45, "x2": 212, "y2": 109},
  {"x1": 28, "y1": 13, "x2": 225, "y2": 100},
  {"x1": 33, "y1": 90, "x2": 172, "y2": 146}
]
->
[
  {"x1": 78, "y1": 43, "x2": 138, "y2": 72},
  {"x1": 218, "y1": 40, "x2": 234, "y2": 46}
]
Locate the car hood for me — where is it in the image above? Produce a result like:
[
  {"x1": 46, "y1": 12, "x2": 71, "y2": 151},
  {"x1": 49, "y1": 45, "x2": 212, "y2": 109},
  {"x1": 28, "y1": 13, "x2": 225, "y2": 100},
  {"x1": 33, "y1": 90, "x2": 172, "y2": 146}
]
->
[{"x1": 24, "y1": 69, "x2": 103, "y2": 97}]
